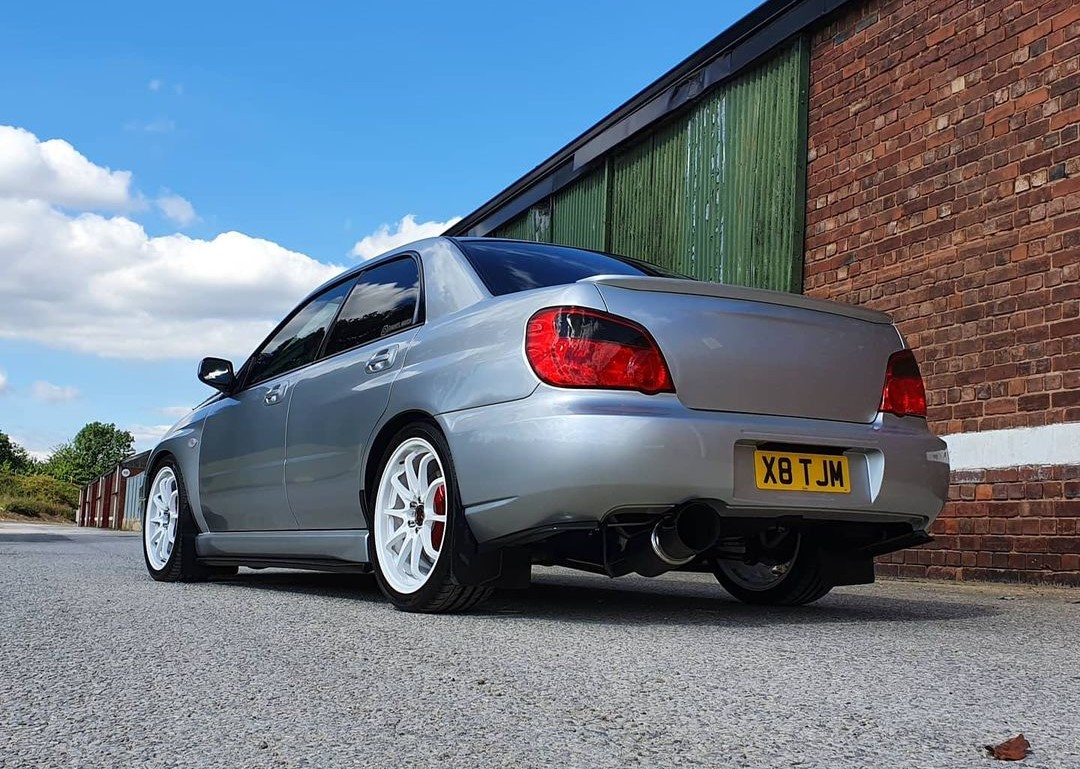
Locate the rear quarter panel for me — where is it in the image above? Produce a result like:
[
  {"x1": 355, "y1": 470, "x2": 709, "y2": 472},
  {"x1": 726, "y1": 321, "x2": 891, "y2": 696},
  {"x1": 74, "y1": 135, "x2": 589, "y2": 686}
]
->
[
  {"x1": 365, "y1": 280, "x2": 610, "y2": 503},
  {"x1": 383, "y1": 280, "x2": 608, "y2": 418}
]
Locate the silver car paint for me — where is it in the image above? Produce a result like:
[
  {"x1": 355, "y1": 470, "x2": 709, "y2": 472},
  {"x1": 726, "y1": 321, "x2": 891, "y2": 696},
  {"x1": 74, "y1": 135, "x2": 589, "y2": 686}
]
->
[
  {"x1": 440, "y1": 387, "x2": 948, "y2": 543},
  {"x1": 284, "y1": 327, "x2": 420, "y2": 529},
  {"x1": 145, "y1": 407, "x2": 214, "y2": 533},
  {"x1": 146, "y1": 238, "x2": 497, "y2": 537},
  {"x1": 198, "y1": 370, "x2": 299, "y2": 531},
  {"x1": 147, "y1": 236, "x2": 949, "y2": 562},
  {"x1": 196, "y1": 529, "x2": 368, "y2": 562},
  {"x1": 593, "y1": 277, "x2": 905, "y2": 423},
  {"x1": 588, "y1": 275, "x2": 894, "y2": 324}
]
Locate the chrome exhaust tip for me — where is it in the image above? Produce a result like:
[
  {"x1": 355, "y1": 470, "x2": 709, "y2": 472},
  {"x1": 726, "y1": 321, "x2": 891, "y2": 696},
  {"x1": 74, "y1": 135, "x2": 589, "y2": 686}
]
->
[{"x1": 650, "y1": 502, "x2": 723, "y2": 566}]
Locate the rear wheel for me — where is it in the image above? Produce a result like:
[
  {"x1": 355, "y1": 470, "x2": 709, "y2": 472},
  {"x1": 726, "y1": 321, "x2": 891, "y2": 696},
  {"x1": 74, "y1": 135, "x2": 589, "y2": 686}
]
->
[
  {"x1": 713, "y1": 528, "x2": 832, "y2": 606},
  {"x1": 370, "y1": 423, "x2": 491, "y2": 613},
  {"x1": 143, "y1": 459, "x2": 236, "y2": 582}
]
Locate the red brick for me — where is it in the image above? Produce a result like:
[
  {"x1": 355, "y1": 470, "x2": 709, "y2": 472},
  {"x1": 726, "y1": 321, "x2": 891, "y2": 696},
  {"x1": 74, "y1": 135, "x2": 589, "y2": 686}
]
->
[{"x1": 807, "y1": 0, "x2": 1079, "y2": 586}]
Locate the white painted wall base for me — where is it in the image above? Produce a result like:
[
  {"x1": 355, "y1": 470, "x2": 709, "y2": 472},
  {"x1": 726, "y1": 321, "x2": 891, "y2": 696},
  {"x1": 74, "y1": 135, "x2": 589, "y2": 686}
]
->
[{"x1": 942, "y1": 422, "x2": 1080, "y2": 471}]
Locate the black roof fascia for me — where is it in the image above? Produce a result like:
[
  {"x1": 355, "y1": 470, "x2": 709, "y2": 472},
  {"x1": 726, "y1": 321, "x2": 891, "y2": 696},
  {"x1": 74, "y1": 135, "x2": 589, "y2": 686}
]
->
[{"x1": 447, "y1": 0, "x2": 851, "y2": 238}]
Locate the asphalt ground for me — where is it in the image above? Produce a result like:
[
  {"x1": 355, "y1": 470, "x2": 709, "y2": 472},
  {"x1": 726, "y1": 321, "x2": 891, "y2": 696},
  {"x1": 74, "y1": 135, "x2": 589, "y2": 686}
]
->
[{"x1": 1, "y1": 522, "x2": 1078, "y2": 769}]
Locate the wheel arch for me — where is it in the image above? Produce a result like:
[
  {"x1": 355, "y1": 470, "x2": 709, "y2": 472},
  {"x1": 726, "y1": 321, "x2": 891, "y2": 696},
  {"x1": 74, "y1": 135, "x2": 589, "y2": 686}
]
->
[
  {"x1": 143, "y1": 431, "x2": 207, "y2": 534},
  {"x1": 363, "y1": 409, "x2": 531, "y2": 591},
  {"x1": 141, "y1": 450, "x2": 176, "y2": 513},
  {"x1": 361, "y1": 410, "x2": 442, "y2": 524}
]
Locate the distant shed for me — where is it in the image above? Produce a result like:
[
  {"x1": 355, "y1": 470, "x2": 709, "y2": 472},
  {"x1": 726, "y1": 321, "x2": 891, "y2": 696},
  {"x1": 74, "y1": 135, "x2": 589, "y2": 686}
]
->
[{"x1": 77, "y1": 451, "x2": 150, "y2": 531}]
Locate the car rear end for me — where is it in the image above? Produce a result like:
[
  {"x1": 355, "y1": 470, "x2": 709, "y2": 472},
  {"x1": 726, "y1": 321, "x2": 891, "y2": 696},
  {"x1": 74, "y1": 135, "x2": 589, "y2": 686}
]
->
[{"x1": 439, "y1": 238, "x2": 949, "y2": 588}]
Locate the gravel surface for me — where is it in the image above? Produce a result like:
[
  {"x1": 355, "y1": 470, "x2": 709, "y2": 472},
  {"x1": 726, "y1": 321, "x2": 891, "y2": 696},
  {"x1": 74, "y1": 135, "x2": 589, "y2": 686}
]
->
[{"x1": 2, "y1": 522, "x2": 1078, "y2": 769}]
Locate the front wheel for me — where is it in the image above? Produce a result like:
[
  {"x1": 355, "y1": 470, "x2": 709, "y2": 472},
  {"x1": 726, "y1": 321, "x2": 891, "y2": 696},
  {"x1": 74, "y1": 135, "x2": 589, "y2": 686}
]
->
[
  {"x1": 370, "y1": 423, "x2": 491, "y2": 613},
  {"x1": 713, "y1": 528, "x2": 832, "y2": 606},
  {"x1": 143, "y1": 459, "x2": 236, "y2": 582}
]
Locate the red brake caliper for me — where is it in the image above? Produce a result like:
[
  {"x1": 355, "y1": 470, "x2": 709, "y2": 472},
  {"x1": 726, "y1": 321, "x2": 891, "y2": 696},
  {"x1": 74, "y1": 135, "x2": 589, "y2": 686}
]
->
[{"x1": 431, "y1": 484, "x2": 446, "y2": 551}]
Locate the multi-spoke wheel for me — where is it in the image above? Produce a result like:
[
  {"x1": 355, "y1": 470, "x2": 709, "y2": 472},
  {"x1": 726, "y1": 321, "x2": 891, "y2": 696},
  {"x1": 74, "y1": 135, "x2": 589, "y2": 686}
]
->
[
  {"x1": 371, "y1": 423, "x2": 491, "y2": 613},
  {"x1": 374, "y1": 437, "x2": 448, "y2": 593},
  {"x1": 713, "y1": 528, "x2": 832, "y2": 606},
  {"x1": 142, "y1": 458, "x2": 235, "y2": 582},
  {"x1": 144, "y1": 466, "x2": 180, "y2": 571}
]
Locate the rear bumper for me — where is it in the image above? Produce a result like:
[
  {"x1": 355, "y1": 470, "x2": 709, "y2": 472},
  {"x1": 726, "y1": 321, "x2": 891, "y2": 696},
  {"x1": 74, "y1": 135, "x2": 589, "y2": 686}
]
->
[{"x1": 439, "y1": 387, "x2": 950, "y2": 544}]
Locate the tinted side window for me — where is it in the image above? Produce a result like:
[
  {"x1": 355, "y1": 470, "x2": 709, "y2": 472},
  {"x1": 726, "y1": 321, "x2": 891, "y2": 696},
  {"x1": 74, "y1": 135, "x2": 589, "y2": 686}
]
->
[
  {"x1": 247, "y1": 281, "x2": 353, "y2": 385},
  {"x1": 323, "y1": 258, "x2": 420, "y2": 357},
  {"x1": 455, "y1": 240, "x2": 685, "y2": 296}
]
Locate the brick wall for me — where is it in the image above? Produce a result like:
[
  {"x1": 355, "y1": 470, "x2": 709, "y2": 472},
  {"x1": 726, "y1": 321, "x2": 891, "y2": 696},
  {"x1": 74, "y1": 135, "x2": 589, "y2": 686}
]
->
[{"x1": 804, "y1": 0, "x2": 1080, "y2": 584}]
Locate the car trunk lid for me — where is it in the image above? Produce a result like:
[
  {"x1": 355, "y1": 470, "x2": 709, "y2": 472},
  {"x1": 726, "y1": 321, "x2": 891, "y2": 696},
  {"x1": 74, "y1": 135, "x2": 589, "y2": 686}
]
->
[{"x1": 587, "y1": 276, "x2": 902, "y2": 424}]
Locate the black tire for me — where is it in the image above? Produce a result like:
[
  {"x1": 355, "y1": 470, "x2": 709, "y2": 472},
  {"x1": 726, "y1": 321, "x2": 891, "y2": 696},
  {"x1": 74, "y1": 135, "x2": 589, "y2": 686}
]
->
[
  {"x1": 369, "y1": 422, "x2": 492, "y2": 613},
  {"x1": 143, "y1": 458, "x2": 237, "y2": 583},
  {"x1": 713, "y1": 533, "x2": 833, "y2": 606}
]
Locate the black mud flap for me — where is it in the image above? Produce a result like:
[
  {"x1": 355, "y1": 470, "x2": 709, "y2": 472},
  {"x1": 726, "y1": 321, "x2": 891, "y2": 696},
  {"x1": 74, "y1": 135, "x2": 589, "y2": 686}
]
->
[
  {"x1": 817, "y1": 529, "x2": 933, "y2": 587},
  {"x1": 449, "y1": 506, "x2": 531, "y2": 589},
  {"x1": 818, "y1": 550, "x2": 875, "y2": 586}
]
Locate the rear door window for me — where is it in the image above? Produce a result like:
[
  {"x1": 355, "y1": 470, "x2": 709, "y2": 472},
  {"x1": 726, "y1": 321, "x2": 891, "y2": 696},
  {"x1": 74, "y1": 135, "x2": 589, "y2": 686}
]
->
[
  {"x1": 454, "y1": 239, "x2": 685, "y2": 296},
  {"x1": 323, "y1": 257, "x2": 421, "y2": 357}
]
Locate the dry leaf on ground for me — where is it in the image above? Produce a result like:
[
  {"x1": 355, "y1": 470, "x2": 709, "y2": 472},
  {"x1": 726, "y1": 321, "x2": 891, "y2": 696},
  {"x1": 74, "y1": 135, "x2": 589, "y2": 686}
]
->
[{"x1": 984, "y1": 733, "x2": 1031, "y2": 761}]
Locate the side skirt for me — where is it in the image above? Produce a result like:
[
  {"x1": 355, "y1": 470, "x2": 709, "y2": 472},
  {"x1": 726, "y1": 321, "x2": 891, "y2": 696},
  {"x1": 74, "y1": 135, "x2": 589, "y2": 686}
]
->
[
  {"x1": 196, "y1": 529, "x2": 371, "y2": 567},
  {"x1": 200, "y1": 557, "x2": 372, "y2": 574}
]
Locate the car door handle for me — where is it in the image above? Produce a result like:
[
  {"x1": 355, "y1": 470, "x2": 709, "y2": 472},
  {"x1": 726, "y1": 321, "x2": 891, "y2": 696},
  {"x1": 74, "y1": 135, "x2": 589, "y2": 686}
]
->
[
  {"x1": 263, "y1": 381, "x2": 289, "y2": 405},
  {"x1": 365, "y1": 345, "x2": 399, "y2": 374}
]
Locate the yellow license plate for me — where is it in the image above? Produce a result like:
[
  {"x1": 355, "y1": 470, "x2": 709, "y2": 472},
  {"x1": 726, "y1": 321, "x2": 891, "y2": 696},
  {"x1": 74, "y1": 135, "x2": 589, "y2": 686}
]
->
[{"x1": 754, "y1": 450, "x2": 851, "y2": 493}]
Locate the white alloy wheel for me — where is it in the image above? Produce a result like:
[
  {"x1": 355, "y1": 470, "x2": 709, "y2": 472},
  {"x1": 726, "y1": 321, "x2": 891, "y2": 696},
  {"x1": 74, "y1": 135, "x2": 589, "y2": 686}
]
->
[
  {"x1": 145, "y1": 466, "x2": 180, "y2": 571},
  {"x1": 374, "y1": 437, "x2": 449, "y2": 594}
]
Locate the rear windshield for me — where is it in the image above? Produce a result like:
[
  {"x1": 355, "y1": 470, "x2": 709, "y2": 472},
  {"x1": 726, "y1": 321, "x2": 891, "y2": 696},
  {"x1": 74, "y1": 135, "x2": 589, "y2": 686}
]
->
[{"x1": 454, "y1": 239, "x2": 685, "y2": 296}]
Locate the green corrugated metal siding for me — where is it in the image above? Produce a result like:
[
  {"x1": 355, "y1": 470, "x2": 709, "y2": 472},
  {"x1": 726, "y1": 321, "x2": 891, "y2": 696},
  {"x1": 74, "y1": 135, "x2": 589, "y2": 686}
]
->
[
  {"x1": 492, "y1": 212, "x2": 531, "y2": 240},
  {"x1": 491, "y1": 203, "x2": 552, "y2": 242},
  {"x1": 551, "y1": 167, "x2": 607, "y2": 251},
  {"x1": 609, "y1": 116, "x2": 688, "y2": 272},
  {"x1": 684, "y1": 39, "x2": 807, "y2": 291},
  {"x1": 651, "y1": 117, "x2": 689, "y2": 274},
  {"x1": 531, "y1": 202, "x2": 552, "y2": 243},
  {"x1": 485, "y1": 38, "x2": 809, "y2": 293},
  {"x1": 684, "y1": 88, "x2": 725, "y2": 281},
  {"x1": 609, "y1": 136, "x2": 654, "y2": 262}
]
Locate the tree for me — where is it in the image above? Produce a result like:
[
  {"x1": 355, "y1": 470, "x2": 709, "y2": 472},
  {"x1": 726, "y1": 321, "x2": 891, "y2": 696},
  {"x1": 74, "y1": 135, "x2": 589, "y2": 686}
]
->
[
  {"x1": 44, "y1": 422, "x2": 134, "y2": 487},
  {"x1": 0, "y1": 430, "x2": 33, "y2": 474}
]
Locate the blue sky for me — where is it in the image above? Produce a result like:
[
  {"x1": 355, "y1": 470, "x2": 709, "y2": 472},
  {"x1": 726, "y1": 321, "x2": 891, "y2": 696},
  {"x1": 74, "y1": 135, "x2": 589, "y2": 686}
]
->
[{"x1": 0, "y1": 0, "x2": 760, "y2": 457}]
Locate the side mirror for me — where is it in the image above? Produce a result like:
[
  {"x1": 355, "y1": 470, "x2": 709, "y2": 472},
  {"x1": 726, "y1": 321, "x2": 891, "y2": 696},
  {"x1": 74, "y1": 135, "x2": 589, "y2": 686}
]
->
[{"x1": 197, "y1": 357, "x2": 236, "y2": 392}]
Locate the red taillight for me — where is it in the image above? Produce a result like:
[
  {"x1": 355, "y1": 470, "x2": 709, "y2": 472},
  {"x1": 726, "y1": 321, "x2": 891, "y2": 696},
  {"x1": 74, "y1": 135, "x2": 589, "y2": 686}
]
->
[
  {"x1": 880, "y1": 349, "x2": 927, "y2": 418},
  {"x1": 525, "y1": 307, "x2": 675, "y2": 395}
]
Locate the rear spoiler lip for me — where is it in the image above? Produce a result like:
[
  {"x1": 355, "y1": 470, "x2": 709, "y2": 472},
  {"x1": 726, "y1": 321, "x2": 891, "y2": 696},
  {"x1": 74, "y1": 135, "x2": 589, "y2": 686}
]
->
[{"x1": 583, "y1": 275, "x2": 895, "y2": 326}]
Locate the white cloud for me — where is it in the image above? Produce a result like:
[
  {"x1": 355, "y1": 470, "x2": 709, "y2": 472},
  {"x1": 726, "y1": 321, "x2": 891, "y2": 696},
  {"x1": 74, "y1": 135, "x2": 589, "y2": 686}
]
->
[
  {"x1": 0, "y1": 201, "x2": 342, "y2": 360},
  {"x1": 0, "y1": 126, "x2": 133, "y2": 210},
  {"x1": 148, "y1": 79, "x2": 162, "y2": 92},
  {"x1": 128, "y1": 424, "x2": 172, "y2": 448},
  {"x1": 0, "y1": 370, "x2": 8, "y2": 395},
  {"x1": 0, "y1": 124, "x2": 343, "y2": 361},
  {"x1": 156, "y1": 192, "x2": 197, "y2": 227},
  {"x1": 9, "y1": 433, "x2": 56, "y2": 462},
  {"x1": 31, "y1": 381, "x2": 80, "y2": 403},
  {"x1": 158, "y1": 405, "x2": 193, "y2": 419},
  {"x1": 351, "y1": 214, "x2": 461, "y2": 260}
]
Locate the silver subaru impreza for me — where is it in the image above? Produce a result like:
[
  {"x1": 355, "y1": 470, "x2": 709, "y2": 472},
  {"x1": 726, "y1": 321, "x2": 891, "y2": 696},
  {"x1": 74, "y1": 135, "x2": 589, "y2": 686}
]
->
[{"x1": 142, "y1": 237, "x2": 949, "y2": 612}]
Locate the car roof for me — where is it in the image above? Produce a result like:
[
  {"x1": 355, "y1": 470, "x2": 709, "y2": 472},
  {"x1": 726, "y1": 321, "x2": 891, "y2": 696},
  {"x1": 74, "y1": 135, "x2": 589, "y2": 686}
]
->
[{"x1": 301, "y1": 236, "x2": 452, "y2": 302}]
